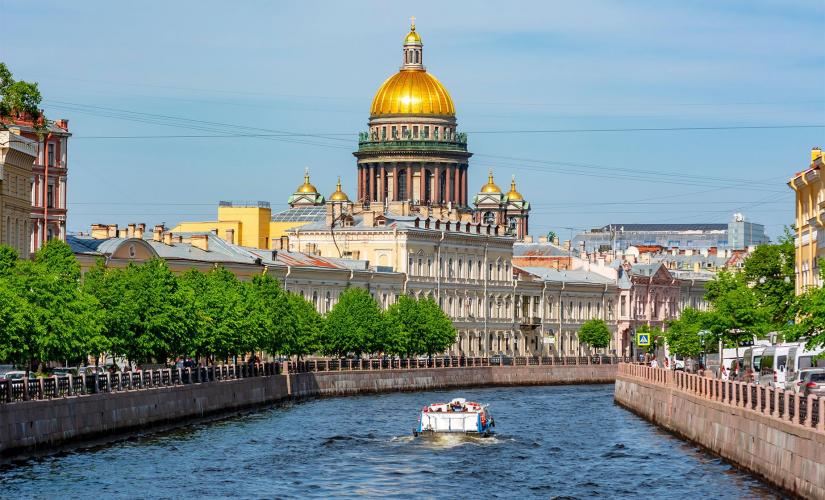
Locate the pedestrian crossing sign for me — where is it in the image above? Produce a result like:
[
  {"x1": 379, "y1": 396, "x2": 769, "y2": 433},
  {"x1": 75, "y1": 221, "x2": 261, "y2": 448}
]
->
[{"x1": 636, "y1": 333, "x2": 650, "y2": 346}]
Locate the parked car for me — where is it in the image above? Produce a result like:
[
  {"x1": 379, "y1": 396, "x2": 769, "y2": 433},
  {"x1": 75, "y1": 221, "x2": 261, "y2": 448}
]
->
[
  {"x1": 2, "y1": 371, "x2": 35, "y2": 380},
  {"x1": 77, "y1": 366, "x2": 106, "y2": 376},
  {"x1": 796, "y1": 369, "x2": 825, "y2": 397},
  {"x1": 52, "y1": 367, "x2": 78, "y2": 377},
  {"x1": 787, "y1": 368, "x2": 819, "y2": 392}
]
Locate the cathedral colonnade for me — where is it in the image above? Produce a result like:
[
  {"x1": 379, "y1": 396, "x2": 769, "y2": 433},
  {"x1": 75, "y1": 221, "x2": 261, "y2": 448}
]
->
[{"x1": 358, "y1": 163, "x2": 468, "y2": 206}]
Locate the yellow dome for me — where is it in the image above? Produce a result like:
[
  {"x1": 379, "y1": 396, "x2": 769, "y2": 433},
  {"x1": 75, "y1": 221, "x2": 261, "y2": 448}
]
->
[
  {"x1": 481, "y1": 170, "x2": 502, "y2": 194},
  {"x1": 405, "y1": 29, "x2": 421, "y2": 44},
  {"x1": 370, "y1": 70, "x2": 455, "y2": 116},
  {"x1": 329, "y1": 177, "x2": 350, "y2": 202},
  {"x1": 297, "y1": 169, "x2": 318, "y2": 194},
  {"x1": 506, "y1": 176, "x2": 523, "y2": 201},
  {"x1": 405, "y1": 16, "x2": 421, "y2": 44}
]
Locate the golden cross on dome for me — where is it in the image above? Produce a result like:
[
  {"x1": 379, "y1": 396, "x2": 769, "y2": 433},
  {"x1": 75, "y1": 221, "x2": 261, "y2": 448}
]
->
[{"x1": 410, "y1": 16, "x2": 416, "y2": 30}]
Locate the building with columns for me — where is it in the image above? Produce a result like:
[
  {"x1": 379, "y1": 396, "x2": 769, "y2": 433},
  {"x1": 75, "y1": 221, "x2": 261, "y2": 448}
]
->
[{"x1": 355, "y1": 21, "x2": 472, "y2": 210}]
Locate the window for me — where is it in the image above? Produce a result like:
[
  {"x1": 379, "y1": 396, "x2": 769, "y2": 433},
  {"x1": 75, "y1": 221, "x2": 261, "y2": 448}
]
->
[
  {"x1": 418, "y1": 258, "x2": 423, "y2": 275},
  {"x1": 47, "y1": 143, "x2": 55, "y2": 167},
  {"x1": 423, "y1": 126, "x2": 429, "y2": 138},
  {"x1": 448, "y1": 258, "x2": 453, "y2": 278},
  {"x1": 391, "y1": 126, "x2": 397, "y2": 139},
  {"x1": 458, "y1": 259, "x2": 463, "y2": 278},
  {"x1": 47, "y1": 184, "x2": 54, "y2": 208},
  {"x1": 409, "y1": 256, "x2": 414, "y2": 272},
  {"x1": 413, "y1": 125, "x2": 419, "y2": 138}
]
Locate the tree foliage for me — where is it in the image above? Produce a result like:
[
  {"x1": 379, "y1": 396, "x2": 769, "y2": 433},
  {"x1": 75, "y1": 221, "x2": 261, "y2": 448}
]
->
[
  {"x1": 385, "y1": 296, "x2": 456, "y2": 357},
  {"x1": 788, "y1": 263, "x2": 825, "y2": 350},
  {"x1": 664, "y1": 308, "x2": 705, "y2": 357},
  {"x1": 0, "y1": 61, "x2": 45, "y2": 129},
  {"x1": 321, "y1": 287, "x2": 384, "y2": 357},
  {"x1": 0, "y1": 243, "x2": 462, "y2": 367},
  {"x1": 579, "y1": 319, "x2": 611, "y2": 350}
]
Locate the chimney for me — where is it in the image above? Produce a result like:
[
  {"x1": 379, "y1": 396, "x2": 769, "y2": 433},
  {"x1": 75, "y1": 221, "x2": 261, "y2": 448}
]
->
[
  {"x1": 107, "y1": 224, "x2": 118, "y2": 238},
  {"x1": 191, "y1": 234, "x2": 209, "y2": 251},
  {"x1": 224, "y1": 228, "x2": 235, "y2": 244},
  {"x1": 163, "y1": 232, "x2": 173, "y2": 246},
  {"x1": 91, "y1": 224, "x2": 108, "y2": 239},
  {"x1": 152, "y1": 225, "x2": 164, "y2": 242},
  {"x1": 325, "y1": 203, "x2": 334, "y2": 226},
  {"x1": 135, "y1": 223, "x2": 146, "y2": 239},
  {"x1": 363, "y1": 211, "x2": 375, "y2": 227},
  {"x1": 812, "y1": 147, "x2": 822, "y2": 163},
  {"x1": 127, "y1": 224, "x2": 136, "y2": 238},
  {"x1": 117, "y1": 228, "x2": 128, "y2": 238}
]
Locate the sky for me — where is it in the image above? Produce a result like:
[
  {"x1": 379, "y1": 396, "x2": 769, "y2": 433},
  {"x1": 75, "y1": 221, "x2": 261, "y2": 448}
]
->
[{"x1": 2, "y1": 0, "x2": 824, "y2": 240}]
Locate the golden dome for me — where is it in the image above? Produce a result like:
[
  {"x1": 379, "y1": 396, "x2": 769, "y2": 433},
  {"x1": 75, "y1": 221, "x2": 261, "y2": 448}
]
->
[
  {"x1": 297, "y1": 169, "x2": 318, "y2": 194},
  {"x1": 481, "y1": 170, "x2": 502, "y2": 194},
  {"x1": 506, "y1": 176, "x2": 523, "y2": 201},
  {"x1": 329, "y1": 177, "x2": 350, "y2": 202},
  {"x1": 370, "y1": 70, "x2": 455, "y2": 116}
]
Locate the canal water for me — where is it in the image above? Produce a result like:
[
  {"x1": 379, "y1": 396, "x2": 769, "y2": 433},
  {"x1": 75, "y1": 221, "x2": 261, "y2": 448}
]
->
[{"x1": 0, "y1": 384, "x2": 782, "y2": 499}]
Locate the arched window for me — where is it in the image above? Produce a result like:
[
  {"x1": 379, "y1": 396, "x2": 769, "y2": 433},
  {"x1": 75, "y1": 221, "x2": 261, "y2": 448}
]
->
[
  {"x1": 448, "y1": 258, "x2": 453, "y2": 278},
  {"x1": 458, "y1": 259, "x2": 463, "y2": 278},
  {"x1": 468, "y1": 259, "x2": 474, "y2": 279}
]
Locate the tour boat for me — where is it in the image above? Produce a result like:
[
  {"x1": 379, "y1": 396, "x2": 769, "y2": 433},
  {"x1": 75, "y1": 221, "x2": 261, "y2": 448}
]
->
[{"x1": 413, "y1": 398, "x2": 495, "y2": 437}]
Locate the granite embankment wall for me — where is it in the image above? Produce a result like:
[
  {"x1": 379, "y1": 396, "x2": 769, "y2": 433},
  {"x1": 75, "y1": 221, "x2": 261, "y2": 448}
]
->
[
  {"x1": 288, "y1": 364, "x2": 616, "y2": 397},
  {"x1": 1, "y1": 364, "x2": 616, "y2": 458},
  {"x1": 0, "y1": 375, "x2": 289, "y2": 458},
  {"x1": 614, "y1": 364, "x2": 825, "y2": 499}
]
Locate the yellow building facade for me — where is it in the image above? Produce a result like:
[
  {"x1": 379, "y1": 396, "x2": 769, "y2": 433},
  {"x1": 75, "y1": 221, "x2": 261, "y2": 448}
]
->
[
  {"x1": 0, "y1": 130, "x2": 37, "y2": 259},
  {"x1": 788, "y1": 147, "x2": 825, "y2": 293}
]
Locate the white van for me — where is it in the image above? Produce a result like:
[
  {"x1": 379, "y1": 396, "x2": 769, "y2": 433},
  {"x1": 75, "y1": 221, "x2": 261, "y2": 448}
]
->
[
  {"x1": 784, "y1": 343, "x2": 825, "y2": 390},
  {"x1": 759, "y1": 343, "x2": 802, "y2": 388},
  {"x1": 742, "y1": 346, "x2": 768, "y2": 382}
]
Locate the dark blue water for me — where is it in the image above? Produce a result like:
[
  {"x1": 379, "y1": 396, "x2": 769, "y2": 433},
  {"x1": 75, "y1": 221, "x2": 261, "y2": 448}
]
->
[{"x1": 0, "y1": 385, "x2": 781, "y2": 499}]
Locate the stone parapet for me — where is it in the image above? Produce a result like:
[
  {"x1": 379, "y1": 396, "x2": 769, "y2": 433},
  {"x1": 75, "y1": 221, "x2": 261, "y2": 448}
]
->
[{"x1": 615, "y1": 363, "x2": 825, "y2": 499}]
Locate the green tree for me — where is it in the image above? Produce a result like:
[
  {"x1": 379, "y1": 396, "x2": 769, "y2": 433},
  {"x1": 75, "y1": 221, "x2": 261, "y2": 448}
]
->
[
  {"x1": 0, "y1": 278, "x2": 37, "y2": 367},
  {"x1": 247, "y1": 274, "x2": 297, "y2": 360},
  {"x1": 664, "y1": 308, "x2": 705, "y2": 358},
  {"x1": 741, "y1": 228, "x2": 795, "y2": 327},
  {"x1": 788, "y1": 263, "x2": 825, "y2": 350},
  {"x1": 579, "y1": 319, "x2": 611, "y2": 352},
  {"x1": 384, "y1": 295, "x2": 423, "y2": 356},
  {"x1": 703, "y1": 270, "x2": 769, "y2": 352},
  {"x1": 415, "y1": 298, "x2": 457, "y2": 357},
  {"x1": 284, "y1": 293, "x2": 323, "y2": 359},
  {"x1": 181, "y1": 266, "x2": 254, "y2": 362},
  {"x1": 322, "y1": 287, "x2": 383, "y2": 357},
  {"x1": 0, "y1": 61, "x2": 45, "y2": 130},
  {"x1": 12, "y1": 241, "x2": 105, "y2": 368}
]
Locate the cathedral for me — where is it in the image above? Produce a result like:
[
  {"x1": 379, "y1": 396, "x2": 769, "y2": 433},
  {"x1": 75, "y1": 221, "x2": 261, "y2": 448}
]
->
[{"x1": 287, "y1": 20, "x2": 530, "y2": 240}]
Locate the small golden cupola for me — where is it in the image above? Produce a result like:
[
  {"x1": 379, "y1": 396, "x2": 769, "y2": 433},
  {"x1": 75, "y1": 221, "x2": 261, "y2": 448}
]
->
[
  {"x1": 506, "y1": 176, "x2": 523, "y2": 201},
  {"x1": 480, "y1": 170, "x2": 502, "y2": 194},
  {"x1": 297, "y1": 168, "x2": 318, "y2": 194},
  {"x1": 329, "y1": 177, "x2": 350, "y2": 202},
  {"x1": 288, "y1": 168, "x2": 325, "y2": 207}
]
